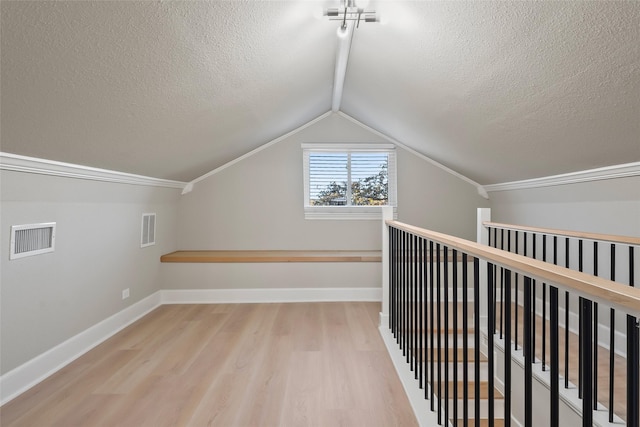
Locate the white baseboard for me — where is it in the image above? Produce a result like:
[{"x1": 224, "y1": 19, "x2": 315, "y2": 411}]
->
[
  {"x1": 1, "y1": 287, "x2": 381, "y2": 405},
  {"x1": 160, "y1": 287, "x2": 382, "y2": 304},
  {"x1": 0, "y1": 292, "x2": 161, "y2": 406},
  {"x1": 378, "y1": 326, "x2": 442, "y2": 427},
  {"x1": 379, "y1": 312, "x2": 389, "y2": 328}
]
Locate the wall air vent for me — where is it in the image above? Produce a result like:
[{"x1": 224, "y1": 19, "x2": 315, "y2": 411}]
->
[
  {"x1": 10, "y1": 222, "x2": 56, "y2": 260},
  {"x1": 141, "y1": 213, "x2": 156, "y2": 248}
]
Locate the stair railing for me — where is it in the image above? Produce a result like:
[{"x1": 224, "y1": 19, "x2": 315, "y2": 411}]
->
[
  {"x1": 483, "y1": 219, "x2": 640, "y2": 425},
  {"x1": 381, "y1": 210, "x2": 640, "y2": 427}
]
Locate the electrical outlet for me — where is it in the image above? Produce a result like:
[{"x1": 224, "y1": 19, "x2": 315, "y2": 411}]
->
[{"x1": 122, "y1": 288, "x2": 130, "y2": 300}]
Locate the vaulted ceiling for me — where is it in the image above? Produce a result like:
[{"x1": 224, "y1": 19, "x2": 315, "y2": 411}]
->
[{"x1": 1, "y1": 1, "x2": 639, "y2": 185}]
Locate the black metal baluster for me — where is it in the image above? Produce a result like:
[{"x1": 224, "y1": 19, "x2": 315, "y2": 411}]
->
[
  {"x1": 487, "y1": 263, "x2": 495, "y2": 425},
  {"x1": 415, "y1": 237, "x2": 424, "y2": 389},
  {"x1": 406, "y1": 231, "x2": 411, "y2": 364},
  {"x1": 628, "y1": 246, "x2": 639, "y2": 427},
  {"x1": 581, "y1": 298, "x2": 594, "y2": 427},
  {"x1": 487, "y1": 227, "x2": 493, "y2": 246},
  {"x1": 396, "y1": 230, "x2": 404, "y2": 348},
  {"x1": 462, "y1": 253, "x2": 469, "y2": 427},
  {"x1": 473, "y1": 258, "x2": 480, "y2": 427},
  {"x1": 418, "y1": 237, "x2": 424, "y2": 391},
  {"x1": 401, "y1": 231, "x2": 406, "y2": 356},
  {"x1": 444, "y1": 246, "x2": 450, "y2": 425},
  {"x1": 550, "y1": 285, "x2": 559, "y2": 427},
  {"x1": 628, "y1": 314, "x2": 640, "y2": 427},
  {"x1": 430, "y1": 240, "x2": 435, "y2": 410},
  {"x1": 504, "y1": 269, "x2": 512, "y2": 427},
  {"x1": 593, "y1": 241, "x2": 598, "y2": 409},
  {"x1": 542, "y1": 234, "x2": 547, "y2": 371},
  {"x1": 396, "y1": 228, "x2": 401, "y2": 343},
  {"x1": 398, "y1": 228, "x2": 402, "y2": 340},
  {"x1": 506, "y1": 230, "x2": 512, "y2": 338},
  {"x1": 422, "y1": 239, "x2": 429, "y2": 398},
  {"x1": 494, "y1": 229, "x2": 498, "y2": 335},
  {"x1": 500, "y1": 230, "x2": 505, "y2": 339},
  {"x1": 578, "y1": 239, "x2": 584, "y2": 399},
  {"x1": 523, "y1": 232, "x2": 528, "y2": 352},
  {"x1": 515, "y1": 231, "x2": 519, "y2": 351},
  {"x1": 411, "y1": 235, "x2": 416, "y2": 375},
  {"x1": 565, "y1": 237, "x2": 570, "y2": 389},
  {"x1": 524, "y1": 276, "x2": 533, "y2": 427},
  {"x1": 437, "y1": 243, "x2": 442, "y2": 424},
  {"x1": 609, "y1": 243, "x2": 615, "y2": 422},
  {"x1": 453, "y1": 249, "x2": 459, "y2": 426},
  {"x1": 532, "y1": 235, "x2": 537, "y2": 364},
  {"x1": 407, "y1": 233, "x2": 415, "y2": 375},
  {"x1": 404, "y1": 231, "x2": 409, "y2": 358}
]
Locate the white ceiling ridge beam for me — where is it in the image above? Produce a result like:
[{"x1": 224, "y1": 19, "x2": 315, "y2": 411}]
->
[
  {"x1": 331, "y1": 21, "x2": 355, "y2": 113},
  {"x1": 483, "y1": 162, "x2": 640, "y2": 193},
  {"x1": 0, "y1": 152, "x2": 187, "y2": 190},
  {"x1": 182, "y1": 111, "x2": 333, "y2": 195},
  {"x1": 337, "y1": 112, "x2": 490, "y2": 199}
]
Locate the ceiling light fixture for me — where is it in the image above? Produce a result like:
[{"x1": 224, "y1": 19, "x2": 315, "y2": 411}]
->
[
  {"x1": 337, "y1": 23, "x2": 348, "y2": 38},
  {"x1": 325, "y1": 0, "x2": 379, "y2": 37},
  {"x1": 327, "y1": 0, "x2": 379, "y2": 113}
]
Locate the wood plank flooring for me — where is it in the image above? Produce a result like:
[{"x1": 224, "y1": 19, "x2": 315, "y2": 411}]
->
[{"x1": 1, "y1": 303, "x2": 417, "y2": 427}]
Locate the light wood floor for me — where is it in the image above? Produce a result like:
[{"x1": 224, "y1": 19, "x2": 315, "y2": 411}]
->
[{"x1": 1, "y1": 303, "x2": 417, "y2": 427}]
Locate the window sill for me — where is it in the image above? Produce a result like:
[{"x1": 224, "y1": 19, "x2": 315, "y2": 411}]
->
[{"x1": 304, "y1": 206, "x2": 397, "y2": 220}]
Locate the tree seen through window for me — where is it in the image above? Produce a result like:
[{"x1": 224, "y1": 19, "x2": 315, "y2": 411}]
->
[{"x1": 309, "y1": 152, "x2": 388, "y2": 206}]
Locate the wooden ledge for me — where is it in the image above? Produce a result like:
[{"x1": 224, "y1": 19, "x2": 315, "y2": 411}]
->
[{"x1": 160, "y1": 250, "x2": 382, "y2": 263}]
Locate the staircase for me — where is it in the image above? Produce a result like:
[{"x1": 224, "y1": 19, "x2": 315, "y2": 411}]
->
[
  {"x1": 384, "y1": 218, "x2": 640, "y2": 427},
  {"x1": 431, "y1": 302, "x2": 506, "y2": 427}
]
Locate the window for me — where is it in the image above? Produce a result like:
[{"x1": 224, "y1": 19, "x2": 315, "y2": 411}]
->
[{"x1": 302, "y1": 143, "x2": 396, "y2": 219}]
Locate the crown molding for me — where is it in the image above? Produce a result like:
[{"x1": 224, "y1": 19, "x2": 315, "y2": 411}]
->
[
  {"x1": 183, "y1": 111, "x2": 333, "y2": 194},
  {"x1": 483, "y1": 162, "x2": 640, "y2": 193},
  {"x1": 0, "y1": 152, "x2": 187, "y2": 190},
  {"x1": 337, "y1": 112, "x2": 489, "y2": 199}
]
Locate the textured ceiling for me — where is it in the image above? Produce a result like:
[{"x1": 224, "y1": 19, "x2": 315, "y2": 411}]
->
[
  {"x1": 344, "y1": 1, "x2": 640, "y2": 184},
  {"x1": 1, "y1": 1, "x2": 639, "y2": 184}
]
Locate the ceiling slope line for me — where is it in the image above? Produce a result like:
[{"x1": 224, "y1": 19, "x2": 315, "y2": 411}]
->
[
  {"x1": 336, "y1": 112, "x2": 490, "y2": 199},
  {"x1": 182, "y1": 111, "x2": 333, "y2": 195},
  {"x1": 332, "y1": 21, "x2": 355, "y2": 112},
  {"x1": 483, "y1": 162, "x2": 640, "y2": 193},
  {"x1": 0, "y1": 152, "x2": 187, "y2": 190}
]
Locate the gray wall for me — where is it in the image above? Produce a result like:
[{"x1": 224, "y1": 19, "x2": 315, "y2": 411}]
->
[
  {"x1": 169, "y1": 114, "x2": 488, "y2": 290},
  {"x1": 1, "y1": 114, "x2": 491, "y2": 371},
  {"x1": 489, "y1": 176, "x2": 640, "y2": 237},
  {"x1": 0, "y1": 171, "x2": 180, "y2": 374},
  {"x1": 177, "y1": 114, "x2": 488, "y2": 251},
  {"x1": 396, "y1": 148, "x2": 488, "y2": 239}
]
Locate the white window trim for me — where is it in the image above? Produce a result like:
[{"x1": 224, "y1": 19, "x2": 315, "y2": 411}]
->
[{"x1": 302, "y1": 143, "x2": 397, "y2": 220}]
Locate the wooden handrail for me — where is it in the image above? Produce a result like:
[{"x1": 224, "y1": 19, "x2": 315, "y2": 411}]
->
[
  {"x1": 483, "y1": 221, "x2": 640, "y2": 246},
  {"x1": 387, "y1": 220, "x2": 640, "y2": 317}
]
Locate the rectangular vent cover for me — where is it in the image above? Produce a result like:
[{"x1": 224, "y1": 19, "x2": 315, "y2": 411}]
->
[
  {"x1": 10, "y1": 222, "x2": 56, "y2": 260},
  {"x1": 141, "y1": 213, "x2": 156, "y2": 247}
]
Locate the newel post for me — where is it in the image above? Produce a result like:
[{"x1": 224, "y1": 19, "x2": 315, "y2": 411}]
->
[
  {"x1": 380, "y1": 206, "x2": 394, "y2": 327},
  {"x1": 477, "y1": 208, "x2": 491, "y2": 351}
]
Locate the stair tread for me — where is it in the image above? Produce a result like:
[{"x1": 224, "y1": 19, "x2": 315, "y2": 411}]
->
[
  {"x1": 446, "y1": 380, "x2": 504, "y2": 400},
  {"x1": 457, "y1": 419, "x2": 505, "y2": 427}
]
